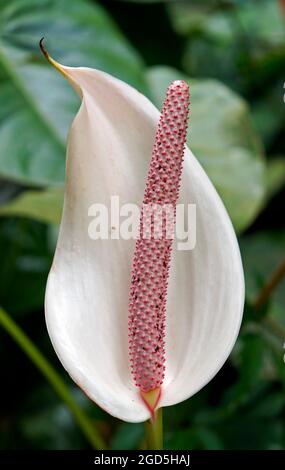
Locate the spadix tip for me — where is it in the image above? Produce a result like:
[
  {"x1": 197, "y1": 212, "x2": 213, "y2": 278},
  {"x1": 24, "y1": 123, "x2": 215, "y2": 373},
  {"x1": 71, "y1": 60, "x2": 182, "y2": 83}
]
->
[{"x1": 170, "y1": 79, "x2": 189, "y2": 90}]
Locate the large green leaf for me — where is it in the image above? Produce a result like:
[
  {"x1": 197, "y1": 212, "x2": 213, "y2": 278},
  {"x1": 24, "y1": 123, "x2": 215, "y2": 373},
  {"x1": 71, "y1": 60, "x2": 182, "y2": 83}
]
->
[
  {"x1": 0, "y1": 218, "x2": 53, "y2": 315},
  {"x1": 266, "y1": 157, "x2": 285, "y2": 201},
  {"x1": 252, "y1": 82, "x2": 285, "y2": 148},
  {"x1": 0, "y1": 0, "x2": 147, "y2": 186},
  {"x1": 230, "y1": 333, "x2": 266, "y2": 397},
  {"x1": 168, "y1": 0, "x2": 285, "y2": 94},
  {"x1": 168, "y1": 0, "x2": 285, "y2": 45},
  {"x1": 240, "y1": 231, "x2": 285, "y2": 320},
  {"x1": 0, "y1": 187, "x2": 63, "y2": 225},
  {"x1": 18, "y1": 385, "x2": 104, "y2": 449},
  {"x1": 241, "y1": 231, "x2": 285, "y2": 340},
  {"x1": 147, "y1": 66, "x2": 266, "y2": 232},
  {"x1": 167, "y1": 1, "x2": 235, "y2": 40},
  {"x1": 236, "y1": 0, "x2": 285, "y2": 47},
  {"x1": 165, "y1": 425, "x2": 224, "y2": 450},
  {"x1": 111, "y1": 423, "x2": 144, "y2": 450},
  {"x1": 217, "y1": 394, "x2": 284, "y2": 450}
]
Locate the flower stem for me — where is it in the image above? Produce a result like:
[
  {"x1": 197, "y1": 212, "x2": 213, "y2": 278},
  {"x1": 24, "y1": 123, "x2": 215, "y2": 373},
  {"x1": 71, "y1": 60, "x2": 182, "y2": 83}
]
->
[
  {"x1": 253, "y1": 256, "x2": 285, "y2": 310},
  {"x1": 0, "y1": 306, "x2": 105, "y2": 450},
  {"x1": 251, "y1": 257, "x2": 285, "y2": 342},
  {"x1": 262, "y1": 316, "x2": 285, "y2": 342},
  {"x1": 144, "y1": 408, "x2": 163, "y2": 450}
]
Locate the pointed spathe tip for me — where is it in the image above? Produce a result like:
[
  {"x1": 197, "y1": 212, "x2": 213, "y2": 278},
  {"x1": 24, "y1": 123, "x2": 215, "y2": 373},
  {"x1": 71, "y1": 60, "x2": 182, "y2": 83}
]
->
[
  {"x1": 39, "y1": 37, "x2": 48, "y2": 59},
  {"x1": 39, "y1": 37, "x2": 68, "y2": 80}
]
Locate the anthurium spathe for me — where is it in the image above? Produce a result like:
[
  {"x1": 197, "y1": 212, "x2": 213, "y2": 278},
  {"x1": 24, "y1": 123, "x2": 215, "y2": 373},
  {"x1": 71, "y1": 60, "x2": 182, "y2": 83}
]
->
[{"x1": 43, "y1": 41, "x2": 244, "y2": 424}]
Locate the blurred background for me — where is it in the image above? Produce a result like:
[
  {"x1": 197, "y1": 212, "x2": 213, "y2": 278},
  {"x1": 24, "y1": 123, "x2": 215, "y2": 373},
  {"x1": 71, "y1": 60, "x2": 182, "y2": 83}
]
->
[{"x1": 0, "y1": 0, "x2": 284, "y2": 450}]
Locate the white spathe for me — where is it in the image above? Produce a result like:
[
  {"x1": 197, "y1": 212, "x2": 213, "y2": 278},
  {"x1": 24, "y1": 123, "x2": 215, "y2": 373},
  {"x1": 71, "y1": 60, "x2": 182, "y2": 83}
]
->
[{"x1": 45, "y1": 65, "x2": 245, "y2": 423}]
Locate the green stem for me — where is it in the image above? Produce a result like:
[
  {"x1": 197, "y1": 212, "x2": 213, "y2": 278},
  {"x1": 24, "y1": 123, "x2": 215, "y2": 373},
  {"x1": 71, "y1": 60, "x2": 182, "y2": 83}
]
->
[
  {"x1": 253, "y1": 256, "x2": 285, "y2": 310},
  {"x1": 262, "y1": 316, "x2": 285, "y2": 342},
  {"x1": 0, "y1": 306, "x2": 105, "y2": 449},
  {"x1": 144, "y1": 408, "x2": 163, "y2": 450},
  {"x1": 252, "y1": 256, "x2": 285, "y2": 342}
]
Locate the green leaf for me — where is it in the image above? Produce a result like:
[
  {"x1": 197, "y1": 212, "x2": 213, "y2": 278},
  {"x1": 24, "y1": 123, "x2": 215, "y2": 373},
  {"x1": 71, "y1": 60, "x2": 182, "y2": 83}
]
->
[
  {"x1": 240, "y1": 231, "x2": 285, "y2": 327},
  {"x1": 168, "y1": 1, "x2": 285, "y2": 94},
  {"x1": 236, "y1": 0, "x2": 285, "y2": 47},
  {"x1": 0, "y1": 187, "x2": 64, "y2": 225},
  {"x1": 18, "y1": 384, "x2": 106, "y2": 449},
  {"x1": 248, "y1": 392, "x2": 285, "y2": 419},
  {"x1": 169, "y1": 0, "x2": 285, "y2": 47},
  {"x1": 111, "y1": 423, "x2": 144, "y2": 450},
  {"x1": 147, "y1": 66, "x2": 266, "y2": 232},
  {"x1": 0, "y1": 218, "x2": 53, "y2": 315},
  {"x1": 167, "y1": 3, "x2": 242, "y2": 90},
  {"x1": 266, "y1": 157, "x2": 285, "y2": 201},
  {"x1": 167, "y1": 2, "x2": 235, "y2": 42},
  {"x1": 20, "y1": 399, "x2": 84, "y2": 449},
  {"x1": 165, "y1": 425, "x2": 224, "y2": 450},
  {"x1": 236, "y1": 333, "x2": 265, "y2": 392},
  {"x1": 251, "y1": 81, "x2": 285, "y2": 148},
  {"x1": 0, "y1": 0, "x2": 147, "y2": 186},
  {"x1": 0, "y1": 307, "x2": 105, "y2": 449},
  {"x1": 240, "y1": 231, "x2": 285, "y2": 305},
  {"x1": 218, "y1": 408, "x2": 284, "y2": 450}
]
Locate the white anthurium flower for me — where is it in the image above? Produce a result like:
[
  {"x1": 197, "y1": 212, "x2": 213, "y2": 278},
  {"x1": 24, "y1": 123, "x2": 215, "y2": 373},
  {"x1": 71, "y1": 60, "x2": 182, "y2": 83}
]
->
[{"x1": 43, "y1": 41, "x2": 244, "y2": 424}]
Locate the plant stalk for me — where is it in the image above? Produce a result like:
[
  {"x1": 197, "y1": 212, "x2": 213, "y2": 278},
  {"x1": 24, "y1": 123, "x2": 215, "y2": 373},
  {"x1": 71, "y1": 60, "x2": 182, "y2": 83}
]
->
[
  {"x1": 0, "y1": 306, "x2": 105, "y2": 449},
  {"x1": 252, "y1": 257, "x2": 285, "y2": 341},
  {"x1": 253, "y1": 257, "x2": 285, "y2": 310},
  {"x1": 144, "y1": 408, "x2": 163, "y2": 450}
]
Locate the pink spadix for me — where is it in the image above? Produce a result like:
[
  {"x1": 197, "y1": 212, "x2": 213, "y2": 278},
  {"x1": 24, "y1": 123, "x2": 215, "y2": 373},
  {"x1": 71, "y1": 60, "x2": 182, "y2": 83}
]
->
[{"x1": 128, "y1": 80, "x2": 190, "y2": 413}]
